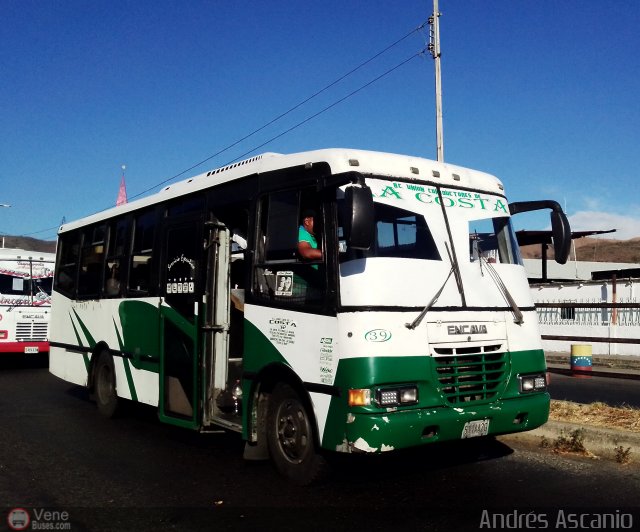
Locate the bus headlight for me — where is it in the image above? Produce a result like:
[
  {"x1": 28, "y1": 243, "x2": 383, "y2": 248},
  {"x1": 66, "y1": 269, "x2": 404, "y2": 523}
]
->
[
  {"x1": 376, "y1": 385, "x2": 419, "y2": 407},
  {"x1": 518, "y1": 373, "x2": 547, "y2": 393}
]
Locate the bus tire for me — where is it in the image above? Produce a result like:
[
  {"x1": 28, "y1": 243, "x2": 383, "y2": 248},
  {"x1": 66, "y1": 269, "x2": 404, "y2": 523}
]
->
[
  {"x1": 266, "y1": 383, "x2": 328, "y2": 485},
  {"x1": 94, "y1": 351, "x2": 120, "y2": 418}
]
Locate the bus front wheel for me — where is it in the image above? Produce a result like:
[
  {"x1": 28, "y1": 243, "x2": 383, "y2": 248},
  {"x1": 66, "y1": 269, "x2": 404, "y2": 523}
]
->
[
  {"x1": 94, "y1": 351, "x2": 120, "y2": 418},
  {"x1": 266, "y1": 383, "x2": 328, "y2": 485}
]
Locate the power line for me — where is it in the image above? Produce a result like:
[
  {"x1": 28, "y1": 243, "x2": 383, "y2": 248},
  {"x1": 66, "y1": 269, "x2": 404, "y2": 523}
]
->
[
  {"x1": 19, "y1": 20, "x2": 429, "y2": 236},
  {"x1": 128, "y1": 20, "x2": 427, "y2": 201},
  {"x1": 225, "y1": 48, "x2": 428, "y2": 165},
  {"x1": 20, "y1": 225, "x2": 61, "y2": 237}
]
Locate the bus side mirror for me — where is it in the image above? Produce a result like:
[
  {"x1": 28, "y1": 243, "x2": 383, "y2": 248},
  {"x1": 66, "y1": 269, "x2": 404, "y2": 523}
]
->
[
  {"x1": 509, "y1": 200, "x2": 572, "y2": 265},
  {"x1": 344, "y1": 186, "x2": 374, "y2": 250},
  {"x1": 551, "y1": 209, "x2": 571, "y2": 265}
]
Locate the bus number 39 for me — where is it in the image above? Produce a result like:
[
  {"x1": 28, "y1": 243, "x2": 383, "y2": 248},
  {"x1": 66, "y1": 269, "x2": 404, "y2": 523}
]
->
[{"x1": 364, "y1": 329, "x2": 392, "y2": 342}]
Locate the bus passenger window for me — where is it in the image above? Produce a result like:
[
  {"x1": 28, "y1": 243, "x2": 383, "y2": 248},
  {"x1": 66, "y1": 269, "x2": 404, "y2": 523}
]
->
[
  {"x1": 130, "y1": 256, "x2": 151, "y2": 293},
  {"x1": 105, "y1": 261, "x2": 121, "y2": 296},
  {"x1": 78, "y1": 225, "x2": 106, "y2": 298},
  {"x1": 55, "y1": 232, "x2": 81, "y2": 296},
  {"x1": 129, "y1": 210, "x2": 156, "y2": 295},
  {"x1": 104, "y1": 218, "x2": 129, "y2": 298}
]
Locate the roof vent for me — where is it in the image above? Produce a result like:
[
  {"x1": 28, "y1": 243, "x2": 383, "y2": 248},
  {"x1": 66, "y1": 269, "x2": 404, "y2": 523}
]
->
[
  {"x1": 349, "y1": 159, "x2": 360, "y2": 167},
  {"x1": 410, "y1": 167, "x2": 419, "y2": 175},
  {"x1": 432, "y1": 170, "x2": 440, "y2": 178}
]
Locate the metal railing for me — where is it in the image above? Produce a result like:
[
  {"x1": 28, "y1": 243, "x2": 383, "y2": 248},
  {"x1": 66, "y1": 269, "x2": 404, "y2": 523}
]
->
[{"x1": 535, "y1": 299, "x2": 640, "y2": 345}]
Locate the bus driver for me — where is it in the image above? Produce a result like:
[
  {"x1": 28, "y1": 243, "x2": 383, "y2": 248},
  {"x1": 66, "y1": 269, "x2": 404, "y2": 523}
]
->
[{"x1": 297, "y1": 209, "x2": 323, "y2": 262}]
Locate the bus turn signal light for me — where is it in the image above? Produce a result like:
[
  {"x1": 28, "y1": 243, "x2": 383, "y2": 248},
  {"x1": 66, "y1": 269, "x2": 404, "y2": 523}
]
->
[{"x1": 348, "y1": 389, "x2": 371, "y2": 406}]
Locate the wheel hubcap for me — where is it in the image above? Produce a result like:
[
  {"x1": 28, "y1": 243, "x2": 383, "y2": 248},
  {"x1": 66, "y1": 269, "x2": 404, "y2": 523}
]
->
[{"x1": 276, "y1": 399, "x2": 310, "y2": 463}]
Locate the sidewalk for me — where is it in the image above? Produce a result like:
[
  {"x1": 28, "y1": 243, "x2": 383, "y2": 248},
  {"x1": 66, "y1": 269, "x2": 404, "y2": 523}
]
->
[
  {"x1": 499, "y1": 351, "x2": 640, "y2": 465},
  {"x1": 497, "y1": 351, "x2": 640, "y2": 464},
  {"x1": 500, "y1": 420, "x2": 640, "y2": 465}
]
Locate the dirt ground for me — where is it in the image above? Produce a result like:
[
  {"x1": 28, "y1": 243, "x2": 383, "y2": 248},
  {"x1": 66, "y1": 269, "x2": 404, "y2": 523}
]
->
[{"x1": 550, "y1": 400, "x2": 640, "y2": 432}]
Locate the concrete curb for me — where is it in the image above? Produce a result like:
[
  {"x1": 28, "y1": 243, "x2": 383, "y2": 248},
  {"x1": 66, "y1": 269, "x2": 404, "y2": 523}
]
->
[{"x1": 499, "y1": 420, "x2": 640, "y2": 464}]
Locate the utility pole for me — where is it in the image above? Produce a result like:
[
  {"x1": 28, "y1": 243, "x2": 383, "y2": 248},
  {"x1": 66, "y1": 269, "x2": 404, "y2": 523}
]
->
[
  {"x1": 1, "y1": 203, "x2": 10, "y2": 248},
  {"x1": 428, "y1": 0, "x2": 444, "y2": 162}
]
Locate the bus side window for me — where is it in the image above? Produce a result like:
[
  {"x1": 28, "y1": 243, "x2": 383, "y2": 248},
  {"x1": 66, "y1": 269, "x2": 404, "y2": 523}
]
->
[
  {"x1": 104, "y1": 218, "x2": 129, "y2": 297},
  {"x1": 264, "y1": 191, "x2": 299, "y2": 262},
  {"x1": 78, "y1": 224, "x2": 106, "y2": 298},
  {"x1": 253, "y1": 190, "x2": 326, "y2": 306},
  {"x1": 129, "y1": 210, "x2": 156, "y2": 295},
  {"x1": 55, "y1": 231, "x2": 81, "y2": 297}
]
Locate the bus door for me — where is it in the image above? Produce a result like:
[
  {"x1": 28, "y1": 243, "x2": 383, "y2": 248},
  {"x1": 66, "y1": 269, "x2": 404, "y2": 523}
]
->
[
  {"x1": 159, "y1": 216, "x2": 206, "y2": 428},
  {"x1": 201, "y1": 223, "x2": 238, "y2": 430}
]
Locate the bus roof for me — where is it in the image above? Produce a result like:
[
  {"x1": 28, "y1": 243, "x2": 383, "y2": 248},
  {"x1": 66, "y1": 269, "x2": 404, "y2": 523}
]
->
[
  {"x1": 0, "y1": 248, "x2": 56, "y2": 261},
  {"x1": 59, "y1": 148, "x2": 505, "y2": 234}
]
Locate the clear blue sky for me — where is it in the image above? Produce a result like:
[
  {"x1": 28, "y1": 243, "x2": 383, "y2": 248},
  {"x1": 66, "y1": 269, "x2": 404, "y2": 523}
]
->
[{"x1": 1, "y1": 1, "x2": 638, "y2": 240}]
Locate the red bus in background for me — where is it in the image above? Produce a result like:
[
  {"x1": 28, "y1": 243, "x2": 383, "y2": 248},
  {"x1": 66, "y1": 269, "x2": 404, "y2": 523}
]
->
[{"x1": 0, "y1": 248, "x2": 55, "y2": 355}]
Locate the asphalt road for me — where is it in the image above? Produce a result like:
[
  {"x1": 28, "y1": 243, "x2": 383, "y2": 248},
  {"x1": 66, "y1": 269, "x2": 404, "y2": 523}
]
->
[
  {"x1": 1, "y1": 355, "x2": 640, "y2": 531},
  {"x1": 548, "y1": 372, "x2": 640, "y2": 408}
]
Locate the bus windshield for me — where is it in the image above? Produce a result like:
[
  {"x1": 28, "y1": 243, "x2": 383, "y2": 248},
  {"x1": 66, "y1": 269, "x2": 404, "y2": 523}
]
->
[
  {"x1": 339, "y1": 202, "x2": 441, "y2": 262},
  {"x1": 0, "y1": 259, "x2": 54, "y2": 306},
  {"x1": 468, "y1": 216, "x2": 522, "y2": 266},
  {"x1": 338, "y1": 177, "x2": 526, "y2": 309}
]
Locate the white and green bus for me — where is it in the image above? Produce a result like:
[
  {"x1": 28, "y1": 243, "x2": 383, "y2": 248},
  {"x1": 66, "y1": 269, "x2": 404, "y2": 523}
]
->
[{"x1": 50, "y1": 148, "x2": 570, "y2": 484}]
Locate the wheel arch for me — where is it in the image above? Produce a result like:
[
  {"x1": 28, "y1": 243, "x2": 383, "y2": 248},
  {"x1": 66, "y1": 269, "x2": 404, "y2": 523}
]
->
[
  {"x1": 247, "y1": 362, "x2": 322, "y2": 448},
  {"x1": 87, "y1": 341, "x2": 113, "y2": 391}
]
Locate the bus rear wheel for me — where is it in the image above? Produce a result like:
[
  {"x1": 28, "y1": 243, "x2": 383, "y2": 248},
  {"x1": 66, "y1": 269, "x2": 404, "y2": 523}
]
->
[
  {"x1": 94, "y1": 351, "x2": 120, "y2": 418},
  {"x1": 266, "y1": 383, "x2": 328, "y2": 485}
]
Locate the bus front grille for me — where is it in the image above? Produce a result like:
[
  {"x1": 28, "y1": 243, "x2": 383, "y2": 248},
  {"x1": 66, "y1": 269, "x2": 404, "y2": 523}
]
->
[
  {"x1": 434, "y1": 351, "x2": 508, "y2": 404},
  {"x1": 16, "y1": 322, "x2": 49, "y2": 342}
]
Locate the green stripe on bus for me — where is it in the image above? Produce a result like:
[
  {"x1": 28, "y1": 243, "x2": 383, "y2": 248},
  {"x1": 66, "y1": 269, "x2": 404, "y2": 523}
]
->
[
  {"x1": 72, "y1": 309, "x2": 97, "y2": 348},
  {"x1": 69, "y1": 312, "x2": 89, "y2": 372},
  {"x1": 113, "y1": 317, "x2": 138, "y2": 402},
  {"x1": 122, "y1": 358, "x2": 138, "y2": 402}
]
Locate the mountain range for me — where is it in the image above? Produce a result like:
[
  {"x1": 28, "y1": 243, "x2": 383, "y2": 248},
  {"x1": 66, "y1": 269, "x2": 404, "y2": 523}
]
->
[{"x1": 3, "y1": 235, "x2": 640, "y2": 264}]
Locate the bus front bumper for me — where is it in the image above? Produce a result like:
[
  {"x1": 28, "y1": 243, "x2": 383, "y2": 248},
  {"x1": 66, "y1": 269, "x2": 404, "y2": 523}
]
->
[
  {"x1": 335, "y1": 393, "x2": 549, "y2": 453},
  {"x1": 0, "y1": 341, "x2": 49, "y2": 354}
]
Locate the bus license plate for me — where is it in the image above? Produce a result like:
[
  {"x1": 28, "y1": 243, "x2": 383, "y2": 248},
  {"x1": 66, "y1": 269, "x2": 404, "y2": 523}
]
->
[
  {"x1": 24, "y1": 346, "x2": 39, "y2": 354},
  {"x1": 461, "y1": 419, "x2": 490, "y2": 439}
]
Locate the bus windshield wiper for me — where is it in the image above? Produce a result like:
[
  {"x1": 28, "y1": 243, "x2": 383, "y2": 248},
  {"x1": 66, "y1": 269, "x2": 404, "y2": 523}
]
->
[
  {"x1": 436, "y1": 187, "x2": 466, "y2": 307},
  {"x1": 480, "y1": 257, "x2": 524, "y2": 324},
  {"x1": 405, "y1": 265, "x2": 454, "y2": 330}
]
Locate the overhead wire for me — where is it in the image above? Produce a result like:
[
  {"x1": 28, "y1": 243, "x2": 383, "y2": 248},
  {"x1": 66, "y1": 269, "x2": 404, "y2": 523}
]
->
[
  {"x1": 20, "y1": 225, "x2": 60, "y2": 237},
  {"x1": 20, "y1": 19, "x2": 429, "y2": 237},
  {"x1": 224, "y1": 47, "x2": 428, "y2": 166},
  {"x1": 127, "y1": 20, "x2": 428, "y2": 201}
]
